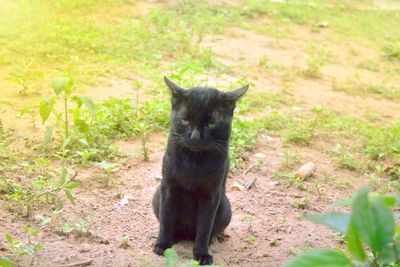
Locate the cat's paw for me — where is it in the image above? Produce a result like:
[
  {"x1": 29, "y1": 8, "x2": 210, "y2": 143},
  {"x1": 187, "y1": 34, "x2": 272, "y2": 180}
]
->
[
  {"x1": 153, "y1": 242, "x2": 172, "y2": 256},
  {"x1": 194, "y1": 253, "x2": 213, "y2": 265}
]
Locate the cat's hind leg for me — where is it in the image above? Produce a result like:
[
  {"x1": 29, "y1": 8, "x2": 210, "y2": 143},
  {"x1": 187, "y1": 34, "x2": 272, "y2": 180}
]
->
[
  {"x1": 152, "y1": 185, "x2": 177, "y2": 255},
  {"x1": 211, "y1": 194, "x2": 232, "y2": 241},
  {"x1": 152, "y1": 186, "x2": 161, "y2": 220}
]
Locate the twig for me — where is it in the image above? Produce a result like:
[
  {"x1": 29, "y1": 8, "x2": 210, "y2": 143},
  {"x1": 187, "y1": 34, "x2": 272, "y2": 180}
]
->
[
  {"x1": 61, "y1": 259, "x2": 93, "y2": 267},
  {"x1": 244, "y1": 177, "x2": 257, "y2": 190},
  {"x1": 205, "y1": 34, "x2": 215, "y2": 87}
]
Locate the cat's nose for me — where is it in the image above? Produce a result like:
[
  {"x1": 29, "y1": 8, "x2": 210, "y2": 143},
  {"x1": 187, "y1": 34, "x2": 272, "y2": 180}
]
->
[{"x1": 190, "y1": 129, "x2": 201, "y2": 142}]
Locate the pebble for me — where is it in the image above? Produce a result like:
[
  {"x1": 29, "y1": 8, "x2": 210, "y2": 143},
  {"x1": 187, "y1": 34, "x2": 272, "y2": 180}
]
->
[{"x1": 253, "y1": 153, "x2": 266, "y2": 159}]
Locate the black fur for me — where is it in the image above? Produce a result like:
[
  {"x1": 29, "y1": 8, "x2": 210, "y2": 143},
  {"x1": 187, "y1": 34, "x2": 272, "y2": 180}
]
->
[{"x1": 152, "y1": 77, "x2": 248, "y2": 265}]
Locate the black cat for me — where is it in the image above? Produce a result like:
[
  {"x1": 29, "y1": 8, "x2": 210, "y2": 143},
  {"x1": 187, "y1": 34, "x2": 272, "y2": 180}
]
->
[{"x1": 152, "y1": 77, "x2": 248, "y2": 265}]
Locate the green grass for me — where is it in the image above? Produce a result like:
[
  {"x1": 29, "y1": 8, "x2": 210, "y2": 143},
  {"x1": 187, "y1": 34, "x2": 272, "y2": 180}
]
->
[{"x1": 333, "y1": 79, "x2": 400, "y2": 100}]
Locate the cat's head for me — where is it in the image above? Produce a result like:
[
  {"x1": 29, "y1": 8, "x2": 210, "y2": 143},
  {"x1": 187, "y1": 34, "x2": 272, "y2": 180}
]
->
[{"x1": 165, "y1": 76, "x2": 248, "y2": 153}]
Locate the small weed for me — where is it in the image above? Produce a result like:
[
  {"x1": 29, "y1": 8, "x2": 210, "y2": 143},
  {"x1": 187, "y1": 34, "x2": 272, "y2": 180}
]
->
[
  {"x1": 136, "y1": 122, "x2": 150, "y2": 162},
  {"x1": 280, "y1": 150, "x2": 300, "y2": 170},
  {"x1": 273, "y1": 171, "x2": 305, "y2": 190},
  {"x1": 284, "y1": 120, "x2": 316, "y2": 146},
  {"x1": 357, "y1": 60, "x2": 380, "y2": 72},
  {"x1": 335, "y1": 154, "x2": 366, "y2": 171},
  {"x1": 3, "y1": 227, "x2": 44, "y2": 266},
  {"x1": 245, "y1": 235, "x2": 257, "y2": 245},
  {"x1": 333, "y1": 79, "x2": 400, "y2": 100},
  {"x1": 18, "y1": 104, "x2": 38, "y2": 128},
  {"x1": 163, "y1": 248, "x2": 200, "y2": 267},
  {"x1": 269, "y1": 239, "x2": 280, "y2": 247},
  {"x1": 383, "y1": 42, "x2": 400, "y2": 61},
  {"x1": 330, "y1": 178, "x2": 352, "y2": 190},
  {"x1": 8, "y1": 60, "x2": 42, "y2": 95},
  {"x1": 242, "y1": 215, "x2": 254, "y2": 223},
  {"x1": 230, "y1": 118, "x2": 260, "y2": 170},
  {"x1": 3, "y1": 168, "x2": 77, "y2": 218},
  {"x1": 62, "y1": 214, "x2": 97, "y2": 236},
  {"x1": 97, "y1": 161, "x2": 120, "y2": 187},
  {"x1": 303, "y1": 45, "x2": 331, "y2": 79},
  {"x1": 290, "y1": 196, "x2": 310, "y2": 209},
  {"x1": 119, "y1": 235, "x2": 130, "y2": 249}
]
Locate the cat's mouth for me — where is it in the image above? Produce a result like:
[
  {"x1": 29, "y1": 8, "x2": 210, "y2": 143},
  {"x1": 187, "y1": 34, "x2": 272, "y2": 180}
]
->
[{"x1": 184, "y1": 141, "x2": 208, "y2": 152}]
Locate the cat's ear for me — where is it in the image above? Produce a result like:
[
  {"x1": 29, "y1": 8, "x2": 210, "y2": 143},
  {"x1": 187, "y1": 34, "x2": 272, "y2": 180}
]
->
[
  {"x1": 164, "y1": 76, "x2": 184, "y2": 97},
  {"x1": 225, "y1": 85, "x2": 249, "y2": 101}
]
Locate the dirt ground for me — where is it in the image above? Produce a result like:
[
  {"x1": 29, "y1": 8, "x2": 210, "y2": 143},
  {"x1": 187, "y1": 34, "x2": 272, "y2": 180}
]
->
[
  {"x1": 1, "y1": 2, "x2": 399, "y2": 267},
  {"x1": 1, "y1": 131, "x2": 358, "y2": 267}
]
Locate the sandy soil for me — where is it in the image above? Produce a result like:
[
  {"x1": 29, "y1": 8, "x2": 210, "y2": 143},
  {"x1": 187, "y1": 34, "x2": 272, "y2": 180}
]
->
[{"x1": 0, "y1": 132, "x2": 357, "y2": 267}]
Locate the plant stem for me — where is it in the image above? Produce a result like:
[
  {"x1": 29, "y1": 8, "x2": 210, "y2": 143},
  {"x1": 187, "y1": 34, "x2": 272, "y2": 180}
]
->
[{"x1": 64, "y1": 92, "x2": 68, "y2": 138}]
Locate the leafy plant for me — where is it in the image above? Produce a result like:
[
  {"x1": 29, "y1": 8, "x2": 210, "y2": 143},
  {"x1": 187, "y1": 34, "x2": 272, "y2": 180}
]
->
[
  {"x1": 40, "y1": 76, "x2": 96, "y2": 141},
  {"x1": 272, "y1": 171, "x2": 305, "y2": 189},
  {"x1": 303, "y1": 46, "x2": 331, "y2": 79},
  {"x1": 62, "y1": 213, "x2": 97, "y2": 236},
  {"x1": 119, "y1": 235, "x2": 130, "y2": 249},
  {"x1": 9, "y1": 60, "x2": 34, "y2": 95},
  {"x1": 0, "y1": 256, "x2": 13, "y2": 267},
  {"x1": 4, "y1": 168, "x2": 77, "y2": 217},
  {"x1": 383, "y1": 43, "x2": 400, "y2": 61},
  {"x1": 285, "y1": 187, "x2": 399, "y2": 267},
  {"x1": 18, "y1": 104, "x2": 38, "y2": 128},
  {"x1": 2, "y1": 227, "x2": 44, "y2": 266},
  {"x1": 97, "y1": 161, "x2": 120, "y2": 187},
  {"x1": 164, "y1": 248, "x2": 198, "y2": 267},
  {"x1": 281, "y1": 151, "x2": 300, "y2": 170}
]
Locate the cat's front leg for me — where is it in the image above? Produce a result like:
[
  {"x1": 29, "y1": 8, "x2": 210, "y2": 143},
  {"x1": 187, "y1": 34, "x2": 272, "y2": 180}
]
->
[
  {"x1": 153, "y1": 184, "x2": 176, "y2": 256},
  {"x1": 193, "y1": 191, "x2": 221, "y2": 265}
]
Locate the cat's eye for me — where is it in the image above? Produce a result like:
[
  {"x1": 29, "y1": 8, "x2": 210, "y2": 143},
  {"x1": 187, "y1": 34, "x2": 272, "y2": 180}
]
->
[
  {"x1": 208, "y1": 122, "x2": 216, "y2": 128},
  {"x1": 180, "y1": 119, "x2": 189, "y2": 126}
]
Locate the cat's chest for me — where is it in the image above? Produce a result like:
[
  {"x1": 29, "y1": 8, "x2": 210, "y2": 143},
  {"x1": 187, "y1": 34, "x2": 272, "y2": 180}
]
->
[{"x1": 165, "y1": 153, "x2": 227, "y2": 191}]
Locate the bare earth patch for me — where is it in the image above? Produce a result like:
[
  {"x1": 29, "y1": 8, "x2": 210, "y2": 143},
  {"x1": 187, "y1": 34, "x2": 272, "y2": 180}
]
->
[{"x1": 1, "y1": 133, "x2": 359, "y2": 266}]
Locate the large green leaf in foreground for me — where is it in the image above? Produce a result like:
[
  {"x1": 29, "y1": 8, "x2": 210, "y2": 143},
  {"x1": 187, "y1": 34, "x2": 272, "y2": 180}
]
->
[{"x1": 284, "y1": 249, "x2": 354, "y2": 267}]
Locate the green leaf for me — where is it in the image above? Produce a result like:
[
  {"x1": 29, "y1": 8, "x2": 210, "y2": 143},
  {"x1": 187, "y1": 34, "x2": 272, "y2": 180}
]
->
[
  {"x1": 60, "y1": 168, "x2": 68, "y2": 185},
  {"x1": 80, "y1": 96, "x2": 96, "y2": 116},
  {"x1": 64, "y1": 189, "x2": 75, "y2": 205},
  {"x1": 284, "y1": 249, "x2": 354, "y2": 267},
  {"x1": 41, "y1": 217, "x2": 52, "y2": 225},
  {"x1": 346, "y1": 221, "x2": 366, "y2": 261},
  {"x1": 332, "y1": 195, "x2": 400, "y2": 207},
  {"x1": 180, "y1": 260, "x2": 200, "y2": 266},
  {"x1": 352, "y1": 187, "x2": 395, "y2": 252},
  {"x1": 39, "y1": 97, "x2": 55, "y2": 124},
  {"x1": 21, "y1": 226, "x2": 40, "y2": 236},
  {"x1": 164, "y1": 248, "x2": 179, "y2": 267},
  {"x1": 66, "y1": 182, "x2": 78, "y2": 190},
  {"x1": 72, "y1": 96, "x2": 83, "y2": 107},
  {"x1": 381, "y1": 195, "x2": 398, "y2": 207},
  {"x1": 0, "y1": 256, "x2": 14, "y2": 267},
  {"x1": 43, "y1": 126, "x2": 53, "y2": 148},
  {"x1": 62, "y1": 224, "x2": 73, "y2": 234},
  {"x1": 5, "y1": 233, "x2": 13, "y2": 244},
  {"x1": 305, "y1": 212, "x2": 350, "y2": 234},
  {"x1": 51, "y1": 77, "x2": 73, "y2": 96}
]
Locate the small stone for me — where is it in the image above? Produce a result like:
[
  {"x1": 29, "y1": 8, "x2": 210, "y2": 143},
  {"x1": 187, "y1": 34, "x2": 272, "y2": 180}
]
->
[
  {"x1": 261, "y1": 135, "x2": 274, "y2": 142},
  {"x1": 295, "y1": 162, "x2": 317, "y2": 180},
  {"x1": 231, "y1": 182, "x2": 245, "y2": 191},
  {"x1": 79, "y1": 245, "x2": 91, "y2": 253},
  {"x1": 253, "y1": 153, "x2": 266, "y2": 159}
]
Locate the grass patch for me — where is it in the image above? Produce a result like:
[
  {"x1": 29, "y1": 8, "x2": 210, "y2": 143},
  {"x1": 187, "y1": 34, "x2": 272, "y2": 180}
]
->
[
  {"x1": 333, "y1": 79, "x2": 400, "y2": 100},
  {"x1": 383, "y1": 42, "x2": 400, "y2": 61},
  {"x1": 303, "y1": 45, "x2": 331, "y2": 79}
]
